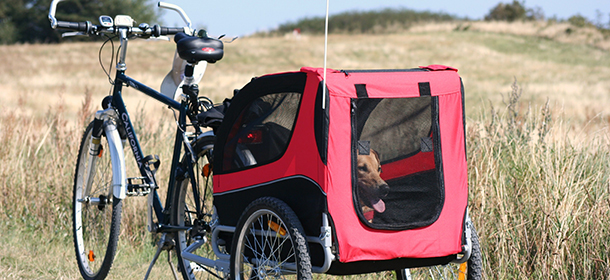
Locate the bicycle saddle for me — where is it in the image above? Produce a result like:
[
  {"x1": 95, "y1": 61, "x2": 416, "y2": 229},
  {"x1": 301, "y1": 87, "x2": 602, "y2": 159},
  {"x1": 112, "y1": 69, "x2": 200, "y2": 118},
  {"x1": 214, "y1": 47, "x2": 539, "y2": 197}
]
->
[{"x1": 174, "y1": 32, "x2": 224, "y2": 63}]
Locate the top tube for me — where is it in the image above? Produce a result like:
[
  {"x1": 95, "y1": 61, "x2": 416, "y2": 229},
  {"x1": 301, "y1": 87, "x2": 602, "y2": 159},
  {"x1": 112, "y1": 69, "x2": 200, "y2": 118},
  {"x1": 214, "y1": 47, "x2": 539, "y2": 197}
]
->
[{"x1": 116, "y1": 73, "x2": 182, "y2": 109}]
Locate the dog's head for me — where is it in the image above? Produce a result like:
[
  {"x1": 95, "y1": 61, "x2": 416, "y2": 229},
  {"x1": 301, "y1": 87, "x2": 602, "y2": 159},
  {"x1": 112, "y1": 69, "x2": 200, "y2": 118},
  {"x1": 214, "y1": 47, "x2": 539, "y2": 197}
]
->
[{"x1": 356, "y1": 149, "x2": 389, "y2": 213}]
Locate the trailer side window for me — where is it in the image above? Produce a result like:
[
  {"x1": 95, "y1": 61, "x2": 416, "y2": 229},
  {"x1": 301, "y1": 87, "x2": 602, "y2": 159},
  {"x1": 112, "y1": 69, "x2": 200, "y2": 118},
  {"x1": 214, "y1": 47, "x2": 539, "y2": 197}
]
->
[{"x1": 222, "y1": 92, "x2": 302, "y2": 171}]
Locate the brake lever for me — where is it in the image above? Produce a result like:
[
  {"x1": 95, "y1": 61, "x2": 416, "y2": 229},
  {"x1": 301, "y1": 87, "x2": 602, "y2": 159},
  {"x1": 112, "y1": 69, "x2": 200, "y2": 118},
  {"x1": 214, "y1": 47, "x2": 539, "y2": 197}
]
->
[
  {"x1": 62, "y1": 31, "x2": 88, "y2": 37},
  {"x1": 146, "y1": 36, "x2": 170, "y2": 41},
  {"x1": 223, "y1": 36, "x2": 238, "y2": 43},
  {"x1": 215, "y1": 34, "x2": 238, "y2": 43}
]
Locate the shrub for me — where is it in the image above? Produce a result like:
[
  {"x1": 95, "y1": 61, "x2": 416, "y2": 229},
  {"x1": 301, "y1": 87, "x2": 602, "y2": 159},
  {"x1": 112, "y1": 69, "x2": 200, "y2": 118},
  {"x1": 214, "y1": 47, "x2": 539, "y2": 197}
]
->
[
  {"x1": 568, "y1": 14, "x2": 591, "y2": 28},
  {"x1": 485, "y1": 1, "x2": 544, "y2": 22}
]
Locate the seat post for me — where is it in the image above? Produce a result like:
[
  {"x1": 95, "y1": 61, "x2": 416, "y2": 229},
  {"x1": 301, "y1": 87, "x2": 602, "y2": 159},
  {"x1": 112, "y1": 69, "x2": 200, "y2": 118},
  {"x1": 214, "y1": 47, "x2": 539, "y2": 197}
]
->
[{"x1": 182, "y1": 63, "x2": 199, "y2": 115}]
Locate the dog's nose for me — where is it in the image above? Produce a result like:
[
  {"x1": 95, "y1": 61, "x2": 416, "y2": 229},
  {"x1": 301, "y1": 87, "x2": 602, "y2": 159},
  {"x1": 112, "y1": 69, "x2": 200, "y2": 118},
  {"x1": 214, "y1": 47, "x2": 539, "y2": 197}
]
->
[{"x1": 379, "y1": 184, "x2": 390, "y2": 197}]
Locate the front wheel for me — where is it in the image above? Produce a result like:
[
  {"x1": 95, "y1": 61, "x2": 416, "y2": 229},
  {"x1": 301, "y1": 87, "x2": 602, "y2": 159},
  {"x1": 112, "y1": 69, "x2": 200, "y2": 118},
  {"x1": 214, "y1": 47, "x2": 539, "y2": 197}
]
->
[
  {"x1": 73, "y1": 121, "x2": 123, "y2": 280},
  {"x1": 230, "y1": 197, "x2": 312, "y2": 280}
]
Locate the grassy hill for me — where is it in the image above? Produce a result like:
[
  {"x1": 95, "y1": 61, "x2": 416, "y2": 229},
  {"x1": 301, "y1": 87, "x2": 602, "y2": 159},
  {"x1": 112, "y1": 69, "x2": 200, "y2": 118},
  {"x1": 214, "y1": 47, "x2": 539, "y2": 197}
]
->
[
  {"x1": 268, "y1": 8, "x2": 460, "y2": 35},
  {"x1": 1, "y1": 21, "x2": 609, "y2": 279}
]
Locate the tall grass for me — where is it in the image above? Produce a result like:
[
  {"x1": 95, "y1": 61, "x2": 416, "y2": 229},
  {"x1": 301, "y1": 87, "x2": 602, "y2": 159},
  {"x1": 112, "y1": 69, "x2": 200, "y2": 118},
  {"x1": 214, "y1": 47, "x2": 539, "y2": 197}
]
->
[
  {"x1": 0, "y1": 93, "x2": 180, "y2": 278},
  {"x1": 2, "y1": 77, "x2": 609, "y2": 279},
  {"x1": 468, "y1": 79, "x2": 610, "y2": 279},
  {"x1": 1, "y1": 31, "x2": 610, "y2": 278}
]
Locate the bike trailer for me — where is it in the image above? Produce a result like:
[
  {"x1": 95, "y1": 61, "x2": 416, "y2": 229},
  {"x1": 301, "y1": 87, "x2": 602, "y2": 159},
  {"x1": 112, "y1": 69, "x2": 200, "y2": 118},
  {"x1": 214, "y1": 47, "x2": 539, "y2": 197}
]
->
[{"x1": 212, "y1": 65, "x2": 469, "y2": 274}]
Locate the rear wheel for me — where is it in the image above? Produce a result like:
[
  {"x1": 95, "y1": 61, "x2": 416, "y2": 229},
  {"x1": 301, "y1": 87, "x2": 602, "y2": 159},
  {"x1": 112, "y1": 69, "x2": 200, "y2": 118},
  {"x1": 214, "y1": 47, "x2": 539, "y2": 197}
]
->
[
  {"x1": 230, "y1": 197, "x2": 312, "y2": 280},
  {"x1": 397, "y1": 217, "x2": 482, "y2": 280},
  {"x1": 172, "y1": 136, "x2": 224, "y2": 279},
  {"x1": 73, "y1": 121, "x2": 123, "y2": 280}
]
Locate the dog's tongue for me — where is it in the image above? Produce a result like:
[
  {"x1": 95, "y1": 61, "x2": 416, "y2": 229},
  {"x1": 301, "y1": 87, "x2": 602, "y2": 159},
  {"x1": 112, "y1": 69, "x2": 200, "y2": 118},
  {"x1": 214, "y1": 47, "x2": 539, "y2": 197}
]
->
[{"x1": 371, "y1": 199, "x2": 386, "y2": 213}]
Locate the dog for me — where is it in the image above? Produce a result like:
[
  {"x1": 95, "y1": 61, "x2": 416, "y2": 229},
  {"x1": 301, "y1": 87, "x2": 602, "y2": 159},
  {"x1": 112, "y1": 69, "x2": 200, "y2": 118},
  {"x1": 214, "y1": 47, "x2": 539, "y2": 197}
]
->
[{"x1": 356, "y1": 148, "x2": 390, "y2": 222}]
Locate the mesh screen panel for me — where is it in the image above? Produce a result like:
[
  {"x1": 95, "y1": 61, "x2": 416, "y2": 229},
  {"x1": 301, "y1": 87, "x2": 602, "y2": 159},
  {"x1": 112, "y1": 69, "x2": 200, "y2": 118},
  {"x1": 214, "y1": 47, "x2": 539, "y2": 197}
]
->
[{"x1": 353, "y1": 97, "x2": 443, "y2": 230}]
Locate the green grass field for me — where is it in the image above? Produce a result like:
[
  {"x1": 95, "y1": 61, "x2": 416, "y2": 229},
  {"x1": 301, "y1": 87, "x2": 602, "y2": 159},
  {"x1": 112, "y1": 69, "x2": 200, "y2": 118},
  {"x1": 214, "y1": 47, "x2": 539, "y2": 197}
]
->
[{"x1": 1, "y1": 21, "x2": 609, "y2": 279}]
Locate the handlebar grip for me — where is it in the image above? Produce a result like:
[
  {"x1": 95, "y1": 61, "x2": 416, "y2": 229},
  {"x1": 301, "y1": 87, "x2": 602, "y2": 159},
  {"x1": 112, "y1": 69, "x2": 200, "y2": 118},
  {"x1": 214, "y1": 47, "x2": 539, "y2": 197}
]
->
[
  {"x1": 153, "y1": 24, "x2": 184, "y2": 37},
  {"x1": 56, "y1": 20, "x2": 90, "y2": 32},
  {"x1": 152, "y1": 25, "x2": 184, "y2": 37},
  {"x1": 161, "y1": 27, "x2": 184, "y2": 35}
]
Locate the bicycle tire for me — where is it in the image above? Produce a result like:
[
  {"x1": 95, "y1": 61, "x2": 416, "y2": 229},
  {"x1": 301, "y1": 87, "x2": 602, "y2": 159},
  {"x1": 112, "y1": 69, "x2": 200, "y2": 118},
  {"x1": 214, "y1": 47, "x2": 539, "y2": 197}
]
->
[
  {"x1": 230, "y1": 197, "x2": 312, "y2": 280},
  {"x1": 171, "y1": 136, "x2": 222, "y2": 280},
  {"x1": 73, "y1": 121, "x2": 123, "y2": 280},
  {"x1": 399, "y1": 218, "x2": 483, "y2": 280}
]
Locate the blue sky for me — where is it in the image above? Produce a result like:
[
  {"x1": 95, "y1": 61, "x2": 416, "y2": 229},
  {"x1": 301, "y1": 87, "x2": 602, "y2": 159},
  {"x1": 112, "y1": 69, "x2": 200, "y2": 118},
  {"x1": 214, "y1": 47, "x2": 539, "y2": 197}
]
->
[{"x1": 158, "y1": 0, "x2": 610, "y2": 37}]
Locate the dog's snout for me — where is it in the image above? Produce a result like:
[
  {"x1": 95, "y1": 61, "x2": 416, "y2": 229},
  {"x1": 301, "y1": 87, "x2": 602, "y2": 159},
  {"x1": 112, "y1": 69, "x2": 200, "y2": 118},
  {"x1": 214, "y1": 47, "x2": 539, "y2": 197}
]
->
[{"x1": 379, "y1": 184, "x2": 390, "y2": 197}]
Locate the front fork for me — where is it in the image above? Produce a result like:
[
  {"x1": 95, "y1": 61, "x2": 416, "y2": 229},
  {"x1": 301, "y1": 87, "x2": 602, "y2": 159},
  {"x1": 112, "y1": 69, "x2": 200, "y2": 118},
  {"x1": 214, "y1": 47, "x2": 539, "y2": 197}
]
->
[
  {"x1": 82, "y1": 107, "x2": 127, "y2": 202},
  {"x1": 88, "y1": 106, "x2": 158, "y2": 232}
]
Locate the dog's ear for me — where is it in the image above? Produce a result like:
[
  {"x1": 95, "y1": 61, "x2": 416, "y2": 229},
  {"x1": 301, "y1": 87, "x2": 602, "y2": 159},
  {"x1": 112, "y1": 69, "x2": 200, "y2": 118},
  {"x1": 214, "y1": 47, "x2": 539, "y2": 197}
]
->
[{"x1": 371, "y1": 149, "x2": 381, "y2": 168}]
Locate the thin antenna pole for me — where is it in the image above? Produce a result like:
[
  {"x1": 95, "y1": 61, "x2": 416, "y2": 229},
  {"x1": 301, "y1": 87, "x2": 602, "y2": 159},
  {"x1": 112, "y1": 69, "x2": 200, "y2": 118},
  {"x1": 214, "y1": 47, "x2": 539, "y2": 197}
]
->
[{"x1": 322, "y1": 0, "x2": 330, "y2": 109}]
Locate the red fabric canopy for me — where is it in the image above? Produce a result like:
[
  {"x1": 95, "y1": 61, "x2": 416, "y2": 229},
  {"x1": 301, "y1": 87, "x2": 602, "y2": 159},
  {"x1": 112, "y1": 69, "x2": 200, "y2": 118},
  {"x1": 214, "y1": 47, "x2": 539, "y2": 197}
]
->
[{"x1": 214, "y1": 66, "x2": 468, "y2": 262}]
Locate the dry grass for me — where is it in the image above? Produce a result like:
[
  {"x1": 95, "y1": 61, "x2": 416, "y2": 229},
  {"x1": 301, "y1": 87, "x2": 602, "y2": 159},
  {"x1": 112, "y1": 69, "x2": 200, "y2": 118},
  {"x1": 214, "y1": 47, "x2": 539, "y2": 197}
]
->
[
  {"x1": 2, "y1": 23, "x2": 609, "y2": 123},
  {"x1": 411, "y1": 20, "x2": 610, "y2": 50},
  {"x1": 467, "y1": 80, "x2": 610, "y2": 279},
  {"x1": 1, "y1": 23, "x2": 610, "y2": 279}
]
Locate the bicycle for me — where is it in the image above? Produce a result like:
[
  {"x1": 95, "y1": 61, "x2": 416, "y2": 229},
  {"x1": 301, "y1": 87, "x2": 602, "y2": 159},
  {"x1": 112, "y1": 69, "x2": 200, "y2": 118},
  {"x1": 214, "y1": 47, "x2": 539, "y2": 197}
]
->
[
  {"x1": 49, "y1": 1, "x2": 228, "y2": 279},
  {"x1": 50, "y1": 1, "x2": 482, "y2": 279}
]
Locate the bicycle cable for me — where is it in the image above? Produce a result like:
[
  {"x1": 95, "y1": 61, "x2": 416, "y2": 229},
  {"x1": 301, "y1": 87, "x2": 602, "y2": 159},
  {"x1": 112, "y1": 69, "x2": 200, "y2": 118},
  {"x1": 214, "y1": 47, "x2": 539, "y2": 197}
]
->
[
  {"x1": 115, "y1": 44, "x2": 122, "y2": 73},
  {"x1": 98, "y1": 33, "x2": 116, "y2": 86},
  {"x1": 170, "y1": 107, "x2": 186, "y2": 134}
]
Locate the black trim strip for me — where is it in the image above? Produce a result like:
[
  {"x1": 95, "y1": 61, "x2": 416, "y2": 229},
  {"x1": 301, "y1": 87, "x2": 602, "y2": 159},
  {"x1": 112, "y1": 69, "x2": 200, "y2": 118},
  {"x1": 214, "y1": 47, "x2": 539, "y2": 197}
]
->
[
  {"x1": 214, "y1": 175, "x2": 326, "y2": 197},
  {"x1": 355, "y1": 84, "x2": 368, "y2": 99},
  {"x1": 213, "y1": 176, "x2": 328, "y2": 236},
  {"x1": 460, "y1": 78, "x2": 467, "y2": 161},
  {"x1": 350, "y1": 99, "x2": 360, "y2": 226},
  {"x1": 431, "y1": 96, "x2": 445, "y2": 221},
  {"x1": 419, "y1": 82, "x2": 431, "y2": 96},
  {"x1": 315, "y1": 81, "x2": 330, "y2": 165}
]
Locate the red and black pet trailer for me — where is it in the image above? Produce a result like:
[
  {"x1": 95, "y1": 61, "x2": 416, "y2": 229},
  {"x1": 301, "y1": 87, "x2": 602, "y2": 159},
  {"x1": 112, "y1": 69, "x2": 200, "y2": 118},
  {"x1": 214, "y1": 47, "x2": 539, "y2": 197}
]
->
[{"x1": 210, "y1": 65, "x2": 481, "y2": 279}]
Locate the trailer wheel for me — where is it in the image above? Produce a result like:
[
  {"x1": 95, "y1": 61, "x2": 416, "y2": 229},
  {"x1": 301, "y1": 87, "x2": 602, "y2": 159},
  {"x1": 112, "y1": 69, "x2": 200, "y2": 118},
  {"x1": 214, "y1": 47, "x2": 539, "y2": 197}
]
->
[
  {"x1": 230, "y1": 197, "x2": 312, "y2": 280},
  {"x1": 396, "y1": 216, "x2": 482, "y2": 280}
]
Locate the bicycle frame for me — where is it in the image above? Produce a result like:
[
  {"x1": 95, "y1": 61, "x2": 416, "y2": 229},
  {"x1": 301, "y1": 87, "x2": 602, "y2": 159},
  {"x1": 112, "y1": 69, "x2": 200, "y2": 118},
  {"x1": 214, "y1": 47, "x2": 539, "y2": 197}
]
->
[
  {"x1": 95, "y1": 28, "x2": 204, "y2": 232},
  {"x1": 112, "y1": 71, "x2": 187, "y2": 225}
]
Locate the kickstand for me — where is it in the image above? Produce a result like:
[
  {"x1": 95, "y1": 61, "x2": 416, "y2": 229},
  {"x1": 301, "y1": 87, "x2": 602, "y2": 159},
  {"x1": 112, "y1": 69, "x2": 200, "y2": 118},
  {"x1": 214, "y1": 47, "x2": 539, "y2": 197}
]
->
[
  {"x1": 168, "y1": 250, "x2": 180, "y2": 280},
  {"x1": 143, "y1": 233, "x2": 179, "y2": 280}
]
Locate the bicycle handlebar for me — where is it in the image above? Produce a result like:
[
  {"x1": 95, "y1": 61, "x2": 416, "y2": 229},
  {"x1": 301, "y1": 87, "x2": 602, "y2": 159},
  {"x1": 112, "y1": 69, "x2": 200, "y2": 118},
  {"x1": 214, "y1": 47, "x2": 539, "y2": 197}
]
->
[{"x1": 48, "y1": 0, "x2": 186, "y2": 37}]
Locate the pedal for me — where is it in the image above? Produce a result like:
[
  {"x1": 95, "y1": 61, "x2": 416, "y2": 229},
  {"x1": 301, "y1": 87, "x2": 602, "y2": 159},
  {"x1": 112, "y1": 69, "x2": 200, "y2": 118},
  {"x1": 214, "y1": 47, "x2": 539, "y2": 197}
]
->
[
  {"x1": 126, "y1": 177, "x2": 153, "y2": 196},
  {"x1": 127, "y1": 155, "x2": 161, "y2": 197},
  {"x1": 143, "y1": 154, "x2": 161, "y2": 174}
]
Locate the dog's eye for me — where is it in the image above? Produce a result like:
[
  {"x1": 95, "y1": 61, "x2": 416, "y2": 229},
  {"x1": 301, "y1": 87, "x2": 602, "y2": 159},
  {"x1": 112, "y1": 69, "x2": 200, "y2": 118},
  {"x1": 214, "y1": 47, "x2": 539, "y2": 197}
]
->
[
  {"x1": 378, "y1": 166, "x2": 382, "y2": 173},
  {"x1": 357, "y1": 165, "x2": 368, "y2": 172}
]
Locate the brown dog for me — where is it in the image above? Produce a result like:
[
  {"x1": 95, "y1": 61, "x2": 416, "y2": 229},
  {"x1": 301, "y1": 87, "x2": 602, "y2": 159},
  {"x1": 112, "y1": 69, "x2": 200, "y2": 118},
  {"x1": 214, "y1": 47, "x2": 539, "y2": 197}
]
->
[{"x1": 356, "y1": 149, "x2": 390, "y2": 221}]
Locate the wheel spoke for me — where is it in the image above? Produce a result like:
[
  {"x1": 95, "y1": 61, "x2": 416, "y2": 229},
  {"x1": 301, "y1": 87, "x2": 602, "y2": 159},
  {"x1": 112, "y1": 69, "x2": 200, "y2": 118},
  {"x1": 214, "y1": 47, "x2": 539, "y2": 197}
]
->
[
  {"x1": 232, "y1": 197, "x2": 311, "y2": 280},
  {"x1": 73, "y1": 122, "x2": 122, "y2": 280},
  {"x1": 171, "y1": 138, "x2": 222, "y2": 280}
]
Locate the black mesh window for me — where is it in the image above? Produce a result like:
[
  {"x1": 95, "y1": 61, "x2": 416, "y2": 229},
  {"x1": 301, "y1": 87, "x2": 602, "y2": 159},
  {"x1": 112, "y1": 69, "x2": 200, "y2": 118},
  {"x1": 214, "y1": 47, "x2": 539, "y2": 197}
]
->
[
  {"x1": 352, "y1": 97, "x2": 444, "y2": 230},
  {"x1": 222, "y1": 92, "x2": 302, "y2": 171}
]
